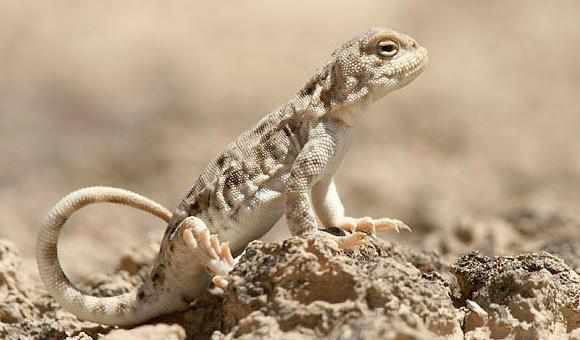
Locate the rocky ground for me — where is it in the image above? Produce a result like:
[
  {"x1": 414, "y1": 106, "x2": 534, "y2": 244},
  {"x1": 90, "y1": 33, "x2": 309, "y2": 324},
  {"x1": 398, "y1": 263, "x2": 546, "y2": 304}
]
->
[{"x1": 1, "y1": 208, "x2": 578, "y2": 339}]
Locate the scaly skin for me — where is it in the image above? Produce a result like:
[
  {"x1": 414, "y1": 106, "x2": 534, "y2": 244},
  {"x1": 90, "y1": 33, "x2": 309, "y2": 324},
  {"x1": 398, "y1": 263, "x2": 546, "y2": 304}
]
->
[{"x1": 37, "y1": 28, "x2": 428, "y2": 326}]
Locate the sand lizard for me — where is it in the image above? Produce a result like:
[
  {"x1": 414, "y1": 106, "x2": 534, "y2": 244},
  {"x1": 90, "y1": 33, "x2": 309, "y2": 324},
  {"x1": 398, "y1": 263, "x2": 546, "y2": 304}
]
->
[{"x1": 37, "y1": 28, "x2": 428, "y2": 326}]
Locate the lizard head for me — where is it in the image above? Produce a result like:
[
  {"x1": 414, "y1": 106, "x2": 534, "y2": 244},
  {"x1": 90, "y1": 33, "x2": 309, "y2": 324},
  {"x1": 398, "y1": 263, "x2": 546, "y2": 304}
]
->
[{"x1": 299, "y1": 28, "x2": 428, "y2": 123}]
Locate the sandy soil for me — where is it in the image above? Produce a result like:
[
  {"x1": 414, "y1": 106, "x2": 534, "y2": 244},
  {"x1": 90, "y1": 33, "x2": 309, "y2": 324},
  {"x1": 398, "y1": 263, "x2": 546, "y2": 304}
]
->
[{"x1": 0, "y1": 1, "x2": 579, "y2": 339}]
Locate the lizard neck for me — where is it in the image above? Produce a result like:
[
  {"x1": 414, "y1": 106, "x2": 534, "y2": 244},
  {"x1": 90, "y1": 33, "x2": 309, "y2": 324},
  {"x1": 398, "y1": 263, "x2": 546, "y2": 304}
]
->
[
  {"x1": 326, "y1": 101, "x2": 370, "y2": 127},
  {"x1": 287, "y1": 90, "x2": 370, "y2": 128},
  {"x1": 288, "y1": 62, "x2": 376, "y2": 128}
]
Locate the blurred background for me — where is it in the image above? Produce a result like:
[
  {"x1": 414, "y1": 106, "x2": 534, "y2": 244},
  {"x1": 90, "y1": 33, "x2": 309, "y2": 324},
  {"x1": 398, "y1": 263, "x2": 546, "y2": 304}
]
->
[{"x1": 1, "y1": 0, "x2": 579, "y2": 280}]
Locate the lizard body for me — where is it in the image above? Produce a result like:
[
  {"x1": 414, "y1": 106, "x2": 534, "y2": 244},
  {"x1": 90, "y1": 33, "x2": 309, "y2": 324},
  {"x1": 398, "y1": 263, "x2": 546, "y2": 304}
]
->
[{"x1": 37, "y1": 28, "x2": 428, "y2": 326}]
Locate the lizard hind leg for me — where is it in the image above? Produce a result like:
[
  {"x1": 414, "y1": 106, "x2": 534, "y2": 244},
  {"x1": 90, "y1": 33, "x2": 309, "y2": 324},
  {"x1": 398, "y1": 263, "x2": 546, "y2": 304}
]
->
[{"x1": 174, "y1": 217, "x2": 236, "y2": 291}]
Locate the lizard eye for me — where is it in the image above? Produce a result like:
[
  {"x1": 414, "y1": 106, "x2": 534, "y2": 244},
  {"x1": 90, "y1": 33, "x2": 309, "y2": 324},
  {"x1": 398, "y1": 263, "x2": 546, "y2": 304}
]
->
[{"x1": 377, "y1": 39, "x2": 399, "y2": 57}]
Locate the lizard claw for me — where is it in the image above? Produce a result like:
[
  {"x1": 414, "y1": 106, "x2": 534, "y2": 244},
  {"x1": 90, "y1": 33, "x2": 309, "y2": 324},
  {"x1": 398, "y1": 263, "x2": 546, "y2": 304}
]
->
[
  {"x1": 210, "y1": 235, "x2": 221, "y2": 259},
  {"x1": 212, "y1": 275, "x2": 229, "y2": 291},
  {"x1": 196, "y1": 226, "x2": 218, "y2": 259},
  {"x1": 219, "y1": 242, "x2": 236, "y2": 268},
  {"x1": 374, "y1": 217, "x2": 412, "y2": 233},
  {"x1": 210, "y1": 242, "x2": 235, "y2": 292},
  {"x1": 336, "y1": 216, "x2": 411, "y2": 235}
]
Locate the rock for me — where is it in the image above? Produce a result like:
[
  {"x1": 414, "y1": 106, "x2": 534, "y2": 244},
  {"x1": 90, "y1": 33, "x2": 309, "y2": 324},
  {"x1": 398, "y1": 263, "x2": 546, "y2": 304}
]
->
[
  {"x1": 0, "y1": 239, "x2": 23, "y2": 293},
  {"x1": 503, "y1": 207, "x2": 574, "y2": 237},
  {"x1": 0, "y1": 239, "x2": 112, "y2": 340},
  {"x1": 0, "y1": 239, "x2": 38, "y2": 335},
  {"x1": 539, "y1": 240, "x2": 580, "y2": 273},
  {"x1": 451, "y1": 251, "x2": 580, "y2": 339},
  {"x1": 117, "y1": 240, "x2": 159, "y2": 276},
  {"x1": 422, "y1": 216, "x2": 521, "y2": 262},
  {"x1": 422, "y1": 207, "x2": 580, "y2": 263},
  {"x1": 215, "y1": 234, "x2": 462, "y2": 339},
  {"x1": 102, "y1": 324, "x2": 186, "y2": 340}
]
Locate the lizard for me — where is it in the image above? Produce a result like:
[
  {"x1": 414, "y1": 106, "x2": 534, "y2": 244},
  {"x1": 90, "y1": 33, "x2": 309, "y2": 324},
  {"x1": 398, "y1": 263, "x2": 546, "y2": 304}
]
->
[{"x1": 37, "y1": 27, "x2": 428, "y2": 326}]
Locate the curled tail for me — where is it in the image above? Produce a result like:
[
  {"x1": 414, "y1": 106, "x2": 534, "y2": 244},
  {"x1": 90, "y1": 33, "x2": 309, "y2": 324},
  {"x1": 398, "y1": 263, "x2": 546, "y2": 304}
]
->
[{"x1": 36, "y1": 186, "x2": 187, "y2": 326}]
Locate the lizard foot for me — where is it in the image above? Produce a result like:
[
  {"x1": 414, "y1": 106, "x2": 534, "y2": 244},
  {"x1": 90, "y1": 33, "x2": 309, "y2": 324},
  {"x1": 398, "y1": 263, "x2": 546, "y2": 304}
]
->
[
  {"x1": 180, "y1": 217, "x2": 236, "y2": 289},
  {"x1": 334, "y1": 232, "x2": 370, "y2": 249},
  {"x1": 337, "y1": 216, "x2": 411, "y2": 235},
  {"x1": 311, "y1": 229, "x2": 370, "y2": 249}
]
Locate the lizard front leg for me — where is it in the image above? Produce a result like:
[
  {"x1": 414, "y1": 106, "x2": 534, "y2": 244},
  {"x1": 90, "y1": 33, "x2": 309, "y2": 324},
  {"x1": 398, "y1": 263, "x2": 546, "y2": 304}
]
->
[
  {"x1": 285, "y1": 126, "x2": 368, "y2": 249},
  {"x1": 312, "y1": 177, "x2": 411, "y2": 235}
]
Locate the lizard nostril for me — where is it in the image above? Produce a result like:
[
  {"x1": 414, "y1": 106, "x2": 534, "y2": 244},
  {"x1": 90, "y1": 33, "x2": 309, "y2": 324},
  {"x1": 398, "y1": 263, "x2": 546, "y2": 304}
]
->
[{"x1": 410, "y1": 41, "x2": 417, "y2": 48}]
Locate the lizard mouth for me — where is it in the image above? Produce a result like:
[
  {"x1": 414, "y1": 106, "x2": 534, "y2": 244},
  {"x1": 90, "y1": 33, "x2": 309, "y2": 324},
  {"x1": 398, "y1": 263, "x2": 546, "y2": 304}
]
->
[
  {"x1": 386, "y1": 47, "x2": 429, "y2": 79},
  {"x1": 369, "y1": 47, "x2": 428, "y2": 100}
]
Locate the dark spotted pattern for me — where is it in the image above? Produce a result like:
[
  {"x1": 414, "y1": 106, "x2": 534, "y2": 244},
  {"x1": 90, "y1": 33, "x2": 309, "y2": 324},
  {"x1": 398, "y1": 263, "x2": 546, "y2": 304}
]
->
[
  {"x1": 116, "y1": 303, "x2": 128, "y2": 316},
  {"x1": 72, "y1": 294, "x2": 85, "y2": 306},
  {"x1": 188, "y1": 190, "x2": 211, "y2": 215},
  {"x1": 216, "y1": 155, "x2": 227, "y2": 168},
  {"x1": 301, "y1": 82, "x2": 316, "y2": 96},
  {"x1": 243, "y1": 159, "x2": 262, "y2": 179},
  {"x1": 224, "y1": 167, "x2": 246, "y2": 188},
  {"x1": 176, "y1": 108, "x2": 304, "y2": 220},
  {"x1": 254, "y1": 121, "x2": 268, "y2": 134},
  {"x1": 161, "y1": 102, "x2": 306, "y2": 254},
  {"x1": 93, "y1": 302, "x2": 106, "y2": 315},
  {"x1": 151, "y1": 264, "x2": 165, "y2": 287}
]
